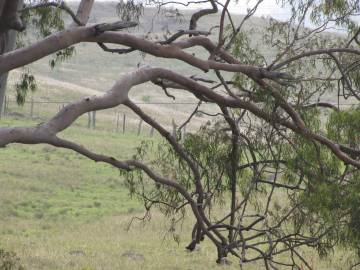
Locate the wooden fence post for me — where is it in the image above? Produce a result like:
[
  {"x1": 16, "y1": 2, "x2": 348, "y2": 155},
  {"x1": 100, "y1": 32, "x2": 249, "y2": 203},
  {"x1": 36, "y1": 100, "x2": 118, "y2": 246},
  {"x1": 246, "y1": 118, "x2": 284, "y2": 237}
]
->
[
  {"x1": 30, "y1": 98, "x2": 34, "y2": 118},
  {"x1": 88, "y1": 112, "x2": 91, "y2": 129},
  {"x1": 3, "y1": 95, "x2": 7, "y2": 116},
  {"x1": 0, "y1": 96, "x2": 5, "y2": 119},
  {"x1": 92, "y1": 111, "x2": 96, "y2": 129},
  {"x1": 122, "y1": 113, "x2": 126, "y2": 134},
  {"x1": 182, "y1": 124, "x2": 187, "y2": 141},
  {"x1": 172, "y1": 119, "x2": 177, "y2": 138},
  {"x1": 137, "y1": 119, "x2": 143, "y2": 136},
  {"x1": 6, "y1": 97, "x2": 9, "y2": 115},
  {"x1": 116, "y1": 112, "x2": 120, "y2": 132}
]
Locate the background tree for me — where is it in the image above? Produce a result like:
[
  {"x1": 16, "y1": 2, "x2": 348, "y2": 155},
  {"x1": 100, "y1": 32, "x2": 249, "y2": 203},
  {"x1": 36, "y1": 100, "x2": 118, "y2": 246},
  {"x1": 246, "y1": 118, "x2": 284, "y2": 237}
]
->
[
  {"x1": 0, "y1": 0, "x2": 24, "y2": 116},
  {"x1": 0, "y1": 0, "x2": 89, "y2": 114},
  {"x1": 1, "y1": 0, "x2": 360, "y2": 268}
]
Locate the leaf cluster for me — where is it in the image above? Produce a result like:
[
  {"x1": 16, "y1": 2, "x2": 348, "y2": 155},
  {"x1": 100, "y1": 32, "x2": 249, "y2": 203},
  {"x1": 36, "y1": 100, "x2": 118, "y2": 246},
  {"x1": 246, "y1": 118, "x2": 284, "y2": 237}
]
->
[{"x1": 15, "y1": 70, "x2": 37, "y2": 105}]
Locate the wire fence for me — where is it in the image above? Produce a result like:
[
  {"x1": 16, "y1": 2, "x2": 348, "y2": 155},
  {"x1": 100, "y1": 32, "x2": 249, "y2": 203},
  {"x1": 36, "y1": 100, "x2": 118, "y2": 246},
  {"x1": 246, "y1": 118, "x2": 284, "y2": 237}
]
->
[
  {"x1": 2, "y1": 96, "x2": 359, "y2": 137},
  {"x1": 0, "y1": 97, "x2": 203, "y2": 137}
]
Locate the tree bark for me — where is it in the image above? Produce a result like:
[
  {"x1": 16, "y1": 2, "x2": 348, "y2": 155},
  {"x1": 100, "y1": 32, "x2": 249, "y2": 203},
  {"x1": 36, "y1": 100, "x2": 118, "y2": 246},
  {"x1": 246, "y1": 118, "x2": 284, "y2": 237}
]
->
[
  {"x1": 72, "y1": 0, "x2": 94, "y2": 26},
  {"x1": 0, "y1": 0, "x2": 24, "y2": 117},
  {"x1": 0, "y1": 29, "x2": 17, "y2": 117}
]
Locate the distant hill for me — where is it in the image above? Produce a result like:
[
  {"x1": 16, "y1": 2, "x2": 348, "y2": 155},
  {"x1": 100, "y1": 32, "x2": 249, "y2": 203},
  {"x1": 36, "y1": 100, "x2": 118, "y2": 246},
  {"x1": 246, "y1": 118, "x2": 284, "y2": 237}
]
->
[
  {"x1": 13, "y1": 2, "x2": 270, "y2": 90},
  {"x1": 69, "y1": 1, "x2": 268, "y2": 34},
  {"x1": 6, "y1": 2, "x2": 342, "y2": 129}
]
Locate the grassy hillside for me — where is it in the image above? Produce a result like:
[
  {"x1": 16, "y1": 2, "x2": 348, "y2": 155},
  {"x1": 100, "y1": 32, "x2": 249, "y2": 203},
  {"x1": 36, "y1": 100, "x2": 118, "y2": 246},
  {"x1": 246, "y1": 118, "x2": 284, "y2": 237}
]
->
[
  {"x1": 0, "y1": 117, "x2": 355, "y2": 270},
  {"x1": 2, "y1": 121, "x2": 352, "y2": 263},
  {"x1": 0, "y1": 118, "x2": 250, "y2": 270}
]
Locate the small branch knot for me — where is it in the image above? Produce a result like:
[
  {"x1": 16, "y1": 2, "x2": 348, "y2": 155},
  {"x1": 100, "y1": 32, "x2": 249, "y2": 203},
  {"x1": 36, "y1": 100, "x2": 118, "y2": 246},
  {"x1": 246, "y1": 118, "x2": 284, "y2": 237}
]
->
[{"x1": 94, "y1": 21, "x2": 137, "y2": 36}]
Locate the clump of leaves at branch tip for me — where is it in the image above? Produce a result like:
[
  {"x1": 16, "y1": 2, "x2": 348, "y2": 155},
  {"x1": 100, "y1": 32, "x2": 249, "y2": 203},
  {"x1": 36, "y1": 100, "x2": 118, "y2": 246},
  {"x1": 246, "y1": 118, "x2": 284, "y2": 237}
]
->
[
  {"x1": 231, "y1": 31, "x2": 266, "y2": 66},
  {"x1": 122, "y1": 121, "x2": 247, "y2": 216},
  {"x1": 348, "y1": 68, "x2": 360, "y2": 92},
  {"x1": 278, "y1": 107, "x2": 360, "y2": 256},
  {"x1": 338, "y1": 53, "x2": 360, "y2": 98},
  {"x1": 49, "y1": 47, "x2": 75, "y2": 69},
  {"x1": 310, "y1": 0, "x2": 359, "y2": 27},
  {"x1": 121, "y1": 141, "x2": 188, "y2": 218},
  {"x1": 327, "y1": 106, "x2": 360, "y2": 148},
  {"x1": 231, "y1": 30, "x2": 265, "y2": 81},
  {"x1": 125, "y1": 120, "x2": 294, "y2": 218},
  {"x1": 21, "y1": 2, "x2": 65, "y2": 38},
  {"x1": 230, "y1": 30, "x2": 273, "y2": 105},
  {"x1": 283, "y1": 108, "x2": 339, "y2": 186},
  {"x1": 116, "y1": 0, "x2": 143, "y2": 22},
  {"x1": 297, "y1": 173, "x2": 360, "y2": 255},
  {"x1": 184, "y1": 122, "x2": 232, "y2": 198},
  {"x1": 15, "y1": 71, "x2": 37, "y2": 106},
  {"x1": 17, "y1": 3, "x2": 76, "y2": 104}
]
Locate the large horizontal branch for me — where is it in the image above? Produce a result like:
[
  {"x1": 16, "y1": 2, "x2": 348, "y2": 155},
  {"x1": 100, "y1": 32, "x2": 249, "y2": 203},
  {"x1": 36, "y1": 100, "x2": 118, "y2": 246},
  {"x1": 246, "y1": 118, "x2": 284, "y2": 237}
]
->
[
  {"x1": 0, "y1": 24, "x2": 292, "y2": 81},
  {"x1": 0, "y1": 22, "x2": 137, "y2": 73},
  {"x1": 0, "y1": 67, "x2": 151, "y2": 146},
  {"x1": 1, "y1": 66, "x2": 359, "y2": 171},
  {"x1": 97, "y1": 30, "x2": 211, "y2": 55},
  {"x1": 87, "y1": 32, "x2": 294, "y2": 79},
  {"x1": 301, "y1": 102, "x2": 339, "y2": 111}
]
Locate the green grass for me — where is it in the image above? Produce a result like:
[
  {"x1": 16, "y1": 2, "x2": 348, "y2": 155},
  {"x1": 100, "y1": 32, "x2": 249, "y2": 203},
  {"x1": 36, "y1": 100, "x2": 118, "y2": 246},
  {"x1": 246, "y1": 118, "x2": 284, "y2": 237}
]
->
[
  {"x1": 0, "y1": 117, "x2": 358, "y2": 270},
  {"x1": 0, "y1": 117, "x2": 244, "y2": 270},
  {"x1": 0, "y1": 117, "x2": 143, "y2": 227}
]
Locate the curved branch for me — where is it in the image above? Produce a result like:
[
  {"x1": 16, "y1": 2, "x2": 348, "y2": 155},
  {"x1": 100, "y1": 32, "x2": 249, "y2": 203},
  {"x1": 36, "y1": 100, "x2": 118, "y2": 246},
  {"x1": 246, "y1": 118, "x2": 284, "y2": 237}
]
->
[
  {"x1": 328, "y1": 52, "x2": 360, "y2": 100},
  {"x1": 189, "y1": 0, "x2": 218, "y2": 32},
  {"x1": 272, "y1": 48, "x2": 360, "y2": 70},
  {"x1": 124, "y1": 99, "x2": 202, "y2": 191},
  {"x1": 49, "y1": 136, "x2": 221, "y2": 248},
  {"x1": 301, "y1": 102, "x2": 339, "y2": 111},
  {"x1": 1, "y1": 67, "x2": 360, "y2": 169}
]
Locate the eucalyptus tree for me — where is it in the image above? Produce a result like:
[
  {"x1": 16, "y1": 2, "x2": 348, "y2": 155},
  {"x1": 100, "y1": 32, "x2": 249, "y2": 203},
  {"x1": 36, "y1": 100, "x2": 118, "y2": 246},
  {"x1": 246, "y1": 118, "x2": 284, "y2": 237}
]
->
[
  {"x1": 1, "y1": 0, "x2": 360, "y2": 268},
  {"x1": 0, "y1": 0, "x2": 78, "y2": 114},
  {"x1": 0, "y1": 0, "x2": 24, "y2": 115}
]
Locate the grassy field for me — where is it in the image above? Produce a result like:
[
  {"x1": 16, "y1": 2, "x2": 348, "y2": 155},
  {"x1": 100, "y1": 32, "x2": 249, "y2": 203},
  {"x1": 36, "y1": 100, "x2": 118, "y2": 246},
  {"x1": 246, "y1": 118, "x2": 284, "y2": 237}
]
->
[
  {"x1": 0, "y1": 117, "x2": 249, "y2": 270},
  {"x1": 0, "y1": 116, "x2": 357, "y2": 270}
]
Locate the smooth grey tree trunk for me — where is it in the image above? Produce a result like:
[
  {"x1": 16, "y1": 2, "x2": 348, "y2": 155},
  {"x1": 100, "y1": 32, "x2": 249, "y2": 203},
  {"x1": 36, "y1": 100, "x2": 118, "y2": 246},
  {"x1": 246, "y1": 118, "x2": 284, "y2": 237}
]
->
[
  {"x1": 0, "y1": 0, "x2": 24, "y2": 118},
  {"x1": 0, "y1": 29, "x2": 17, "y2": 117}
]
